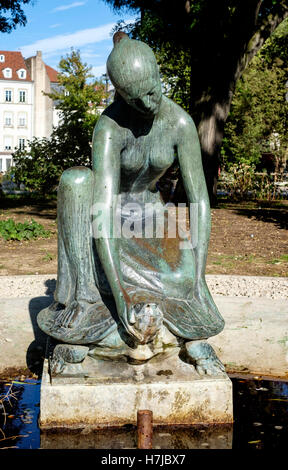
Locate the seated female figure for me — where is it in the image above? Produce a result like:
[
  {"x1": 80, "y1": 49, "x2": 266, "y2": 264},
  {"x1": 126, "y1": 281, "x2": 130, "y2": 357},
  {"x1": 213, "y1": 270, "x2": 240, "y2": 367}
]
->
[{"x1": 38, "y1": 33, "x2": 225, "y2": 375}]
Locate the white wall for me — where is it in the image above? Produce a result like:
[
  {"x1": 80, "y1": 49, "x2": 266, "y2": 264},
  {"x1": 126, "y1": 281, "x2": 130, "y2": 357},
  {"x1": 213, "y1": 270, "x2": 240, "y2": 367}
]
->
[{"x1": 25, "y1": 52, "x2": 53, "y2": 139}]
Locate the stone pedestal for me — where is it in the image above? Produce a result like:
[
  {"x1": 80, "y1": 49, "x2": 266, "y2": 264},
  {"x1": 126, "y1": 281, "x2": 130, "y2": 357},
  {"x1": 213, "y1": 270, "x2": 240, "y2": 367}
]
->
[{"x1": 39, "y1": 351, "x2": 233, "y2": 430}]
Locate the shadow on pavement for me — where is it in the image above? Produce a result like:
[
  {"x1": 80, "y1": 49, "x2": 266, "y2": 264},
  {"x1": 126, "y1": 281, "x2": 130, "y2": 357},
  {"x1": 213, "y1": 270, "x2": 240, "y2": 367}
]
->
[{"x1": 27, "y1": 279, "x2": 56, "y2": 377}]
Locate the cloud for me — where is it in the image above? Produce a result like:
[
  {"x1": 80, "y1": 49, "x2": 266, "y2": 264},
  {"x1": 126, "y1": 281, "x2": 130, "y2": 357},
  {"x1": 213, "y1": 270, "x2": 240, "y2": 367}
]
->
[
  {"x1": 91, "y1": 64, "x2": 107, "y2": 78},
  {"x1": 20, "y1": 22, "x2": 117, "y2": 57},
  {"x1": 49, "y1": 24, "x2": 62, "y2": 29},
  {"x1": 51, "y1": 2, "x2": 86, "y2": 13},
  {"x1": 82, "y1": 51, "x2": 101, "y2": 59}
]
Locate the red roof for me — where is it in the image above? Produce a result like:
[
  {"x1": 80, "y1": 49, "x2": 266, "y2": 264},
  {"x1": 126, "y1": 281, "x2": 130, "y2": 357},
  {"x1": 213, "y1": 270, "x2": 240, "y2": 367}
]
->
[
  {"x1": 45, "y1": 64, "x2": 58, "y2": 83},
  {"x1": 0, "y1": 51, "x2": 32, "y2": 81}
]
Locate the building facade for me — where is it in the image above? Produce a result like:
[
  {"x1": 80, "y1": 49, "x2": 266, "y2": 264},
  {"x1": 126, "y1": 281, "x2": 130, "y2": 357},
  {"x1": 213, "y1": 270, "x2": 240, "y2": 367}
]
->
[{"x1": 0, "y1": 50, "x2": 58, "y2": 173}]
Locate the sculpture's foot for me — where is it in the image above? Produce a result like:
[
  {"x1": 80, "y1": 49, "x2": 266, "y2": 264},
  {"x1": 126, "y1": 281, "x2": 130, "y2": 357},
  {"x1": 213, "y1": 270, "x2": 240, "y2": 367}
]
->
[
  {"x1": 50, "y1": 344, "x2": 89, "y2": 376},
  {"x1": 185, "y1": 340, "x2": 226, "y2": 376},
  {"x1": 54, "y1": 300, "x2": 90, "y2": 329}
]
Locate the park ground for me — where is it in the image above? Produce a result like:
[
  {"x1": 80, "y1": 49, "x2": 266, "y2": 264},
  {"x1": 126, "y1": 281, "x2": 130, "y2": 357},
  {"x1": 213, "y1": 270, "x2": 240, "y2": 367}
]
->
[{"x1": 0, "y1": 197, "x2": 287, "y2": 277}]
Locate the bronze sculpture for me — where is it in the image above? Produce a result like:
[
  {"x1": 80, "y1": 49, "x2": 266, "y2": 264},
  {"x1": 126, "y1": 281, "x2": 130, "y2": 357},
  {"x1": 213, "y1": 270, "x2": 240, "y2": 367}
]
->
[{"x1": 38, "y1": 33, "x2": 225, "y2": 377}]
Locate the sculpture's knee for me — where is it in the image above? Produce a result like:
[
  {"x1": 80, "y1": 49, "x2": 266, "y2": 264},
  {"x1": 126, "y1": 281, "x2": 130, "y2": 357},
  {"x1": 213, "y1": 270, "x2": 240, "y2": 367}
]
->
[
  {"x1": 58, "y1": 167, "x2": 94, "y2": 210},
  {"x1": 59, "y1": 166, "x2": 93, "y2": 190}
]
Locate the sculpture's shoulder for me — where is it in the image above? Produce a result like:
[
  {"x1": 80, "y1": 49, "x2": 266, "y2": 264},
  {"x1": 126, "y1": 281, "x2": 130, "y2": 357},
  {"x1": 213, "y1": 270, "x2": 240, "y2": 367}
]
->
[
  {"x1": 93, "y1": 100, "x2": 127, "y2": 135},
  {"x1": 160, "y1": 96, "x2": 196, "y2": 133}
]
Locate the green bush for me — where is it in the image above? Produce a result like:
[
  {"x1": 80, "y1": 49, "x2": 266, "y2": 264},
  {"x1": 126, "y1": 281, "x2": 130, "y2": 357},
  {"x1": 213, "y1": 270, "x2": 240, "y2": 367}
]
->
[
  {"x1": 0, "y1": 218, "x2": 51, "y2": 241},
  {"x1": 218, "y1": 163, "x2": 285, "y2": 200}
]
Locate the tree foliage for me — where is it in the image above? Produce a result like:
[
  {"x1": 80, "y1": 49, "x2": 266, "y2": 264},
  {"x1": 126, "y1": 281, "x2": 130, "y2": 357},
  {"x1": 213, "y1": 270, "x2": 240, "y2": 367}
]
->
[
  {"x1": 222, "y1": 18, "x2": 288, "y2": 172},
  {"x1": 13, "y1": 50, "x2": 106, "y2": 194},
  {"x1": 0, "y1": 0, "x2": 32, "y2": 33},
  {"x1": 46, "y1": 49, "x2": 106, "y2": 168},
  {"x1": 104, "y1": 0, "x2": 288, "y2": 203},
  {"x1": 104, "y1": 0, "x2": 288, "y2": 109}
]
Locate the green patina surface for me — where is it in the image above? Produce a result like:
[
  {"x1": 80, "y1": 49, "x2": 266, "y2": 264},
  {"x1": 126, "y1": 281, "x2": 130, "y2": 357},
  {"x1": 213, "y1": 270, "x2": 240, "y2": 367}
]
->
[{"x1": 37, "y1": 33, "x2": 225, "y2": 376}]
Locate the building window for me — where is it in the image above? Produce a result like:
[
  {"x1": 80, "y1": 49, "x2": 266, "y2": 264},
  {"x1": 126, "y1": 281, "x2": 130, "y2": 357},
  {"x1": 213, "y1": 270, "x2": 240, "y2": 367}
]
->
[
  {"x1": 18, "y1": 113, "x2": 26, "y2": 127},
  {"x1": 4, "y1": 113, "x2": 13, "y2": 126},
  {"x1": 0, "y1": 55, "x2": 5, "y2": 63},
  {"x1": 17, "y1": 69, "x2": 26, "y2": 79},
  {"x1": 19, "y1": 90, "x2": 26, "y2": 102},
  {"x1": 3, "y1": 68, "x2": 12, "y2": 78},
  {"x1": 5, "y1": 90, "x2": 12, "y2": 102},
  {"x1": 19, "y1": 138, "x2": 25, "y2": 150},
  {"x1": 4, "y1": 137, "x2": 12, "y2": 150},
  {"x1": 6, "y1": 159, "x2": 12, "y2": 171}
]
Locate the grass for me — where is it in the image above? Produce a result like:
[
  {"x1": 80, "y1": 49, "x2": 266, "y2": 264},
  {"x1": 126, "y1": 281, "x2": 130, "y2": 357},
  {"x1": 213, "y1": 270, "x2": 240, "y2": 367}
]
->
[
  {"x1": 42, "y1": 251, "x2": 54, "y2": 262},
  {"x1": 0, "y1": 194, "x2": 286, "y2": 277},
  {"x1": 267, "y1": 254, "x2": 288, "y2": 265},
  {"x1": 217, "y1": 198, "x2": 288, "y2": 210},
  {"x1": 210, "y1": 252, "x2": 288, "y2": 277},
  {"x1": 212, "y1": 254, "x2": 257, "y2": 265}
]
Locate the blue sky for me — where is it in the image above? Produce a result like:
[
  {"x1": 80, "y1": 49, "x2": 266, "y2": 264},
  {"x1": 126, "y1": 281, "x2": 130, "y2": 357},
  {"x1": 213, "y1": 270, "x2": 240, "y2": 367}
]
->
[{"x1": 0, "y1": 0, "x2": 137, "y2": 79}]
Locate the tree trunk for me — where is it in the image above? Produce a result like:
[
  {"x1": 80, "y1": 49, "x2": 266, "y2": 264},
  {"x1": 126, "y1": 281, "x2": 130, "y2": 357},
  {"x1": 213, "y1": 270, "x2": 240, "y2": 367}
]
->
[
  {"x1": 185, "y1": 0, "x2": 288, "y2": 205},
  {"x1": 196, "y1": 99, "x2": 231, "y2": 206},
  {"x1": 133, "y1": 0, "x2": 288, "y2": 205},
  {"x1": 173, "y1": 87, "x2": 234, "y2": 206},
  {"x1": 188, "y1": 60, "x2": 235, "y2": 206}
]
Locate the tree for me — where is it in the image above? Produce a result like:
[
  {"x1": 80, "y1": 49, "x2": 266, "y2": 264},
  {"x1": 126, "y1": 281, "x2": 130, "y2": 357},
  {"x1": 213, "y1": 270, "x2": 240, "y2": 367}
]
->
[
  {"x1": 260, "y1": 16, "x2": 288, "y2": 66},
  {"x1": 222, "y1": 17, "x2": 288, "y2": 174},
  {"x1": 46, "y1": 49, "x2": 106, "y2": 167},
  {"x1": 13, "y1": 49, "x2": 107, "y2": 194},
  {"x1": 222, "y1": 57, "x2": 288, "y2": 170},
  {"x1": 11, "y1": 137, "x2": 62, "y2": 194},
  {"x1": 0, "y1": 0, "x2": 32, "y2": 33},
  {"x1": 103, "y1": 0, "x2": 288, "y2": 204},
  {"x1": 156, "y1": 47, "x2": 191, "y2": 113}
]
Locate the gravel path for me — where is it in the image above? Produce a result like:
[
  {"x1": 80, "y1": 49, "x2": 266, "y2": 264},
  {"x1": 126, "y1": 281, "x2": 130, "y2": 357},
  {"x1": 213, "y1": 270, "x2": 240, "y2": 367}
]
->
[{"x1": 0, "y1": 274, "x2": 287, "y2": 299}]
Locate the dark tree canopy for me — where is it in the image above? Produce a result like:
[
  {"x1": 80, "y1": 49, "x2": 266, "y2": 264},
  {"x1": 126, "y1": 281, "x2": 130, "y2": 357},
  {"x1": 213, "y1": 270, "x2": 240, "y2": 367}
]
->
[
  {"x1": 104, "y1": 0, "x2": 288, "y2": 115},
  {"x1": 222, "y1": 17, "x2": 288, "y2": 173},
  {"x1": 103, "y1": 0, "x2": 288, "y2": 204},
  {"x1": 0, "y1": 0, "x2": 32, "y2": 33}
]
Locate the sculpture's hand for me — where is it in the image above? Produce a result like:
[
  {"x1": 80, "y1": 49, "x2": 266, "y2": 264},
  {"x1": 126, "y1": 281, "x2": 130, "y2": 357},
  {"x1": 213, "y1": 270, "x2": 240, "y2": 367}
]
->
[{"x1": 115, "y1": 291, "x2": 144, "y2": 343}]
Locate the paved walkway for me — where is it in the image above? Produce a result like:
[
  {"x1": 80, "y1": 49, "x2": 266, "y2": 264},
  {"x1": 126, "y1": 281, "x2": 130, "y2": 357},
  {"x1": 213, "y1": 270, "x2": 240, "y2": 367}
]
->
[
  {"x1": 0, "y1": 274, "x2": 287, "y2": 299},
  {"x1": 0, "y1": 275, "x2": 287, "y2": 378}
]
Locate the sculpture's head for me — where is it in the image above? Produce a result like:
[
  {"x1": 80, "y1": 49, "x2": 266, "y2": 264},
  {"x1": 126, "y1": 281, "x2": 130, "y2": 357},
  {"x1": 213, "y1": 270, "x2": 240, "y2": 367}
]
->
[{"x1": 107, "y1": 32, "x2": 162, "y2": 117}]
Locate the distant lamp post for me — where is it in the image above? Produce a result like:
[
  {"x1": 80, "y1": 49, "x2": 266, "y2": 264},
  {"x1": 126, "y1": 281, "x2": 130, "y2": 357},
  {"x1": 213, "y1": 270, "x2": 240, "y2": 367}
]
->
[
  {"x1": 102, "y1": 73, "x2": 110, "y2": 106},
  {"x1": 285, "y1": 80, "x2": 288, "y2": 102},
  {"x1": 102, "y1": 73, "x2": 109, "y2": 94}
]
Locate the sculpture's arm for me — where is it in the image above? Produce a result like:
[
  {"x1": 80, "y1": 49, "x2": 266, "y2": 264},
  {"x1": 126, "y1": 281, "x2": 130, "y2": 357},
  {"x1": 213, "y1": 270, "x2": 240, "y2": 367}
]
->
[
  {"x1": 91, "y1": 116, "x2": 142, "y2": 342},
  {"x1": 176, "y1": 113, "x2": 223, "y2": 317},
  {"x1": 176, "y1": 114, "x2": 211, "y2": 282}
]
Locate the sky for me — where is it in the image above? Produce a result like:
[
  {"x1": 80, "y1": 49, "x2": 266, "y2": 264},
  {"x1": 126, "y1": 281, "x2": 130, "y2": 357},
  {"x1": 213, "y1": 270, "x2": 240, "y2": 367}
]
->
[{"x1": 0, "y1": 0, "x2": 137, "y2": 79}]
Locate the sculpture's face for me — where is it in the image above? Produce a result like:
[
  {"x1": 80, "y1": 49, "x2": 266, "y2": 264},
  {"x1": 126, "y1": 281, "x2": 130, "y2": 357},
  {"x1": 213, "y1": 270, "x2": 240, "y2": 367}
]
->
[
  {"x1": 119, "y1": 77, "x2": 162, "y2": 118},
  {"x1": 107, "y1": 38, "x2": 162, "y2": 118}
]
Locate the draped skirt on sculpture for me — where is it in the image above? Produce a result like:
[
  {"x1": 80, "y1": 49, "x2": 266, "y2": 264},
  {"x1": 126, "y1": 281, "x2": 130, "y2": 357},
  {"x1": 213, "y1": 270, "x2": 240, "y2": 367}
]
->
[{"x1": 37, "y1": 166, "x2": 224, "y2": 345}]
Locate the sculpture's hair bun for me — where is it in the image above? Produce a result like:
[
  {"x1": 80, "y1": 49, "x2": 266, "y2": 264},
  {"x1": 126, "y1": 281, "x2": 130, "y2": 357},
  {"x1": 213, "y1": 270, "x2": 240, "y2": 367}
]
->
[
  {"x1": 113, "y1": 31, "x2": 129, "y2": 45},
  {"x1": 107, "y1": 32, "x2": 159, "y2": 91}
]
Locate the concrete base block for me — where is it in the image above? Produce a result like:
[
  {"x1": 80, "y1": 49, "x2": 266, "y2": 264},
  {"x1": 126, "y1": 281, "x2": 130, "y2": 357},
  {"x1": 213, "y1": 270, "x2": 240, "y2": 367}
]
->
[{"x1": 39, "y1": 353, "x2": 233, "y2": 429}]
